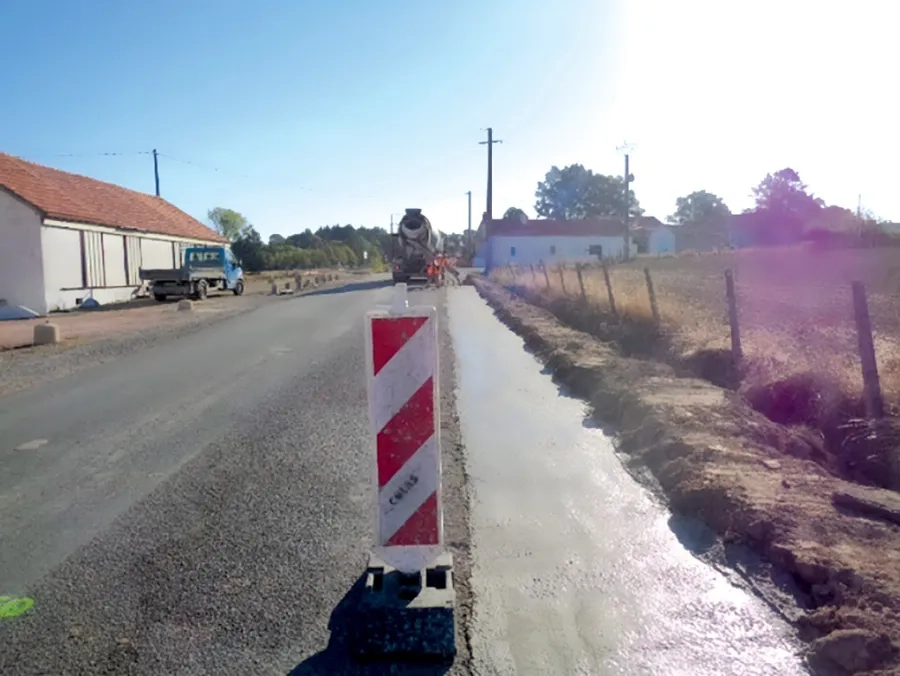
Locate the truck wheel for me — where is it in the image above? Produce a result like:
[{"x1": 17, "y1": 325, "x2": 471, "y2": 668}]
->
[
  {"x1": 232, "y1": 279, "x2": 245, "y2": 296},
  {"x1": 153, "y1": 293, "x2": 167, "y2": 302},
  {"x1": 193, "y1": 280, "x2": 208, "y2": 301}
]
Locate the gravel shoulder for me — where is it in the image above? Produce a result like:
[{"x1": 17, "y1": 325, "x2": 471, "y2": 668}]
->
[{"x1": 472, "y1": 276, "x2": 900, "y2": 676}]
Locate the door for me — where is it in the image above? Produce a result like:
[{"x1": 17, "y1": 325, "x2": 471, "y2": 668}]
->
[{"x1": 224, "y1": 248, "x2": 241, "y2": 289}]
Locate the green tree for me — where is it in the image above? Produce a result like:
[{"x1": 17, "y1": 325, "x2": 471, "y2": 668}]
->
[
  {"x1": 668, "y1": 190, "x2": 731, "y2": 227},
  {"x1": 749, "y1": 168, "x2": 824, "y2": 223},
  {"x1": 207, "y1": 207, "x2": 250, "y2": 241},
  {"x1": 503, "y1": 207, "x2": 528, "y2": 221},
  {"x1": 534, "y1": 164, "x2": 642, "y2": 220},
  {"x1": 268, "y1": 234, "x2": 286, "y2": 246},
  {"x1": 231, "y1": 227, "x2": 266, "y2": 272}
]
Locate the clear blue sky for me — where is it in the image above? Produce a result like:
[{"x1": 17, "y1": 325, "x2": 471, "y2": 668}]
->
[
  {"x1": 0, "y1": 0, "x2": 623, "y2": 238},
  {"x1": 2, "y1": 2, "x2": 895, "y2": 239}
]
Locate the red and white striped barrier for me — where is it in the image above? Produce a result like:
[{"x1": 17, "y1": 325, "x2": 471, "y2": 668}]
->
[{"x1": 365, "y1": 283, "x2": 443, "y2": 574}]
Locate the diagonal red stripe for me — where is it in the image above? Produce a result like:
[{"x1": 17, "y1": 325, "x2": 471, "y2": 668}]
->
[
  {"x1": 371, "y1": 316, "x2": 428, "y2": 375},
  {"x1": 376, "y1": 377, "x2": 434, "y2": 487},
  {"x1": 387, "y1": 491, "x2": 439, "y2": 546}
]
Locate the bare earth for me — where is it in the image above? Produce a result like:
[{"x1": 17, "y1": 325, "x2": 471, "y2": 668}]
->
[{"x1": 473, "y1": 276, "x2": 900, "y2": 676}]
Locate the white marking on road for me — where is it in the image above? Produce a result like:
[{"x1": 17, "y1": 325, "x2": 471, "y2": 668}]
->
[{"x1": 15, "y1": 439, "x2": 48, "y2": 451}]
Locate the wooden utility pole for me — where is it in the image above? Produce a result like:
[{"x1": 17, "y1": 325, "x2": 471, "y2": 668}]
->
[
  {"x1": 152, "y1": 148, "x2": 160, "y2": 197},
  {"x1": 618, "y1": 142, "x2": 634, "y2": 260},
  {"x1": 466, "y1": 190, "x2": 472, "y2": 260},
  {"x1": 479, "y1": 128, "x2": 502, "y2": 221}
]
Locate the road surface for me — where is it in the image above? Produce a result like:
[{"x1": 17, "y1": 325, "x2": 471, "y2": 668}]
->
[
  {"x1": 0, "y1": 279, "x2": 469, "y2": 676},
  {"x1": 449, "y1": 287, "x2": 808, "y2": 675},
  {"x1": 1, "y1": 279, "x2": 810, "y2": 675}
]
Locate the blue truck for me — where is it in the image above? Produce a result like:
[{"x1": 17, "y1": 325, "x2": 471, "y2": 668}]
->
[{"x1": 139, "y1": 246, "x2": 245, "y2": 301}]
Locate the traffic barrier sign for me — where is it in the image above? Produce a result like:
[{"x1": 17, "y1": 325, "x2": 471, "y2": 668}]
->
[{"x1": 365, "y1": 283, "x2": 443, "y2": 574}]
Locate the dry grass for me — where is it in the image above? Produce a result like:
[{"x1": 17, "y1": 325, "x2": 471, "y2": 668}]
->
[
  {"x1": 495, "y1": 245, "x2": 900, "y2": 407},
  {"x1": 493, "y1": 245, "x2": 900, "y2": 490}
]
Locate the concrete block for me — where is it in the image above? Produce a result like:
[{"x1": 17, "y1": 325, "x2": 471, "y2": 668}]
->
[
  {"x1": 350, "y1": 552, "x2": 456, "y2": 663},
  {"x1": 177, "y1": 299, "x2": 194, "y2": 312},
  {"x1": 33, "y1": 323, "x2": 60, "y2": 346}
]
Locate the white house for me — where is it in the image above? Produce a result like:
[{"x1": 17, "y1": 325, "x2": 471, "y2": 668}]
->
[
  {"x1": 0, "y1": 153, "x2": 227, "y2": 314},
  {"x1": 477, "y1": 216, "x2": 670, "y2": 269},
  {"x1": 634, "y1": 222, "x2": 676, "y2": 254}
]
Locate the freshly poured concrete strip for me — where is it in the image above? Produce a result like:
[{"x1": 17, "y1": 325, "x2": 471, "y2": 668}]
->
[{"x1": 448, "y1": 286, "x2": 807, "y2": 676}]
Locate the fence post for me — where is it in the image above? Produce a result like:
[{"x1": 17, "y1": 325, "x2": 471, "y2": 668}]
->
[
  {"x1": 558, "y1": 264, "x2": 567, "y2": 295},
  {"x1": 541, "y1": 261, "x2": 551, "y2": 290},
  {"x1": 508, "y1": 263, "x2": 516, "y2": 284},
  {"x1": 530, "y1": 264, "x2": 537, "y2": 284},
  {"x1": 724, "y1": 270, "x2": 743, "y2": 365},
  {"x1": 575, "y1": 263, "x2": 587, "y2": 302},
  {"x1": 851, "y1": 281, "x2": 884, "y2": 419},
  {"x1": 644, "y1": 267, "x2": 660, "y2": 325},
  {"x1": 602, "y1": 264, "x2": 617, "y2": 317}
]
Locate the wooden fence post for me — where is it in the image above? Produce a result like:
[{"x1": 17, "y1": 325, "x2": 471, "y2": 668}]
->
[
  {"x1": 575, "y1": 263, "x2": 587, "y2": 302},
  {"x1": 724, "y1": 270, "x2": 743, "y2": 365},
  {"x1": 644, "y1": 267, "x2": 660, "y2": 325},
  {"x1": 852, "y1": 281, "x2": 884, "y2": 419},
  {"x1": 530, "y1": 264, "x2": 537, "y2": 284},
  {"x1": 541, "y1": 261, "x2": 551, "y2": 289},
  {"x1": 508, "y1": 263, "x2": 516, "y2": 283},
  {"x1": 602, "y1": 264, "x2": 617, "y2": 317},
  {"x1": 558, "y1": 264, "x2": 567, "y2": 295}
]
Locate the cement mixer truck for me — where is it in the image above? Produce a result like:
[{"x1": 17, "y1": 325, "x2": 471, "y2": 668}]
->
[{"x1": 391, "y1": 208, "x2": 445, "y2": 284}]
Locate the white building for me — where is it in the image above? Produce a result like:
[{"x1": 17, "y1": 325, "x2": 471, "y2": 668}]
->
[
  {"x1": 477, "y1": 216, "x2": 670, "y2": 269},
  {"x1": 635, "y1": 222, "x2": 677, "y2": 255},
  {"x1": 0, "y1": 153, "x2": 227, "y2": 314}
]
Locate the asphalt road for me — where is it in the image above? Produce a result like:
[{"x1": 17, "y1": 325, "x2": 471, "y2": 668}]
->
[
  {"x1": 449, "y1": 287, "x2": 808, "y2": 676},
  {"x1": 0, "y1": 279, "x2": 470, "y2": 676}
]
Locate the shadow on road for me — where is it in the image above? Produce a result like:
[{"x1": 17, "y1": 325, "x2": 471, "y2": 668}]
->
[
  {"x1": 298, "y1": 279, "x2": 393, "y2": 298},
  {"x1": 288, "y1": 573, "x2": 453, "y2": 676}
]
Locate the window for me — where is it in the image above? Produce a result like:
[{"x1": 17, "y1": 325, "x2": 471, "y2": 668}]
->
[
  {"x1": 509, "y1": 246, "x2": 516, "y2": 257},
  {"x1": 188, "y1": 249, "x2": 222, "y2": 266},
  {"x1": 550, "y1": 245, "x2": 557, "y2": 255}
]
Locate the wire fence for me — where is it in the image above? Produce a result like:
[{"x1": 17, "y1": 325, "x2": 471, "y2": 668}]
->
[{"x1": 490, "y1": 246, "x2": 900, "y2": 415}]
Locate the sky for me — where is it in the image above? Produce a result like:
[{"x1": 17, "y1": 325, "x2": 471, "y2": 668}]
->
[{"x1": 1, "y1": 1, "x2": 896, "y2": 241}]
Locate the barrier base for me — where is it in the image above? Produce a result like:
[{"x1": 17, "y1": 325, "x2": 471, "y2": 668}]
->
[{"x1": 350, "y1": 552, "x2": 456, "y2": 663}]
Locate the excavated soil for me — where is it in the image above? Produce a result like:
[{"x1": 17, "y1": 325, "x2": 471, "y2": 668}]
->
[{"x1": 473, "y1": 276, "x2": 900, "y2": 676}]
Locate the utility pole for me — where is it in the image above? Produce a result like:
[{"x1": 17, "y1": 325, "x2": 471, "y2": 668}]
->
[
  {"x1": 152, "y1": 149, "x2": 160, "y2": 197},
  {"x1": 466, "y1": 190, "x2": 472, "y2": 259},
  {"x1": 617, "y1": 141, "x2": 635, "y2": 260},
  {"x1": 479, "y1": 128, "x2": 502, "y2": 273},
  {"x1": 479, "y1": 128, "x2": 502, "y2": 221}
]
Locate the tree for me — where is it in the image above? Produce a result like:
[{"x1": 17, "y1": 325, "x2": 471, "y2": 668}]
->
[
  {"x1": 503, "y1": 207, "x2": 528, "y2": 222},
  {"x1": 268, "y1": 234, "x2": 286, "y2": 246},
  {"x1": 668, "y1": 190, "x2": 731, "y2": 227},
  {"x1": 534, "y1": 164, "x2": 642, "y2": 220},
  {"x1": 231, "y1": 227, "x2": 266, "y2": 272},
  {"x1": 751, "y1": 168, "x2": 823, "y2": 223},
  {"x1": 207, "y1": 207, "x2": 250, "y2": 241}
]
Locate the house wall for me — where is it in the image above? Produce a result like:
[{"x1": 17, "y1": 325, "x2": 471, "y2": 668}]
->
[
  {"x1": 40, "y1": 218, "x2": 221, "y2": 312},
  {"x1": 0, "y1": 188, "x2": 46, "y2": 313},
  {"x1": 648, "y1": 227, "x2": 676, "y2": 254},
  {"x1": 489, "y1": 235, "x2": 632, "y2": 266}
]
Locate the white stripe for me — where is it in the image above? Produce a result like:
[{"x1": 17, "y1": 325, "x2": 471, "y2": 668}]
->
[
  {"x1": 378, "y1": 435, "x2": 439, "y2": 544},
  {"x1": 371, "y1": 317, "x2": 435, "y2": 433}
]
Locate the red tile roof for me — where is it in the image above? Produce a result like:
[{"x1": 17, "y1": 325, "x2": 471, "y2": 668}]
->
[
  {"x1": 487, "y1": 217, "x2": 664, "y2": 237},
  {"x1": 0, "y1": 153, "x2": 226, "y2": 242}
]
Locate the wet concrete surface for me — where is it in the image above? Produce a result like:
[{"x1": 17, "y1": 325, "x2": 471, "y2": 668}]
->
[{"x1": 448, "y1": 286, "x2": 808, "y2": 675}]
